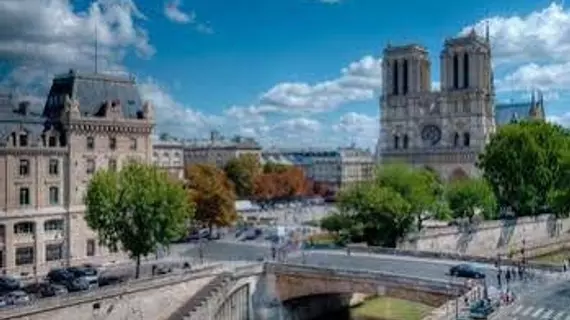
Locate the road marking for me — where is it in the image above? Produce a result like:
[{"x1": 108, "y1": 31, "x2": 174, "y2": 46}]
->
[
  {"x1": 542, "y1": 309, "x2": 555, "y2": 319},
  {"x1": 552, "y1": 311, "x2": 565, "y2": 320},
  {"x1": 521, "y1": 306, "x2": 534, "y2": 316},
  {"x1": 532, "y1": 307, "x2": 545, "y2": 317},
  {"x1": 512, "y1": 305, "x2": 524, "y2": 314}
]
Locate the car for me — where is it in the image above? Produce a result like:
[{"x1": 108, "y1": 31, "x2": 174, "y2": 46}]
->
[
  {"x1": 5, "y1": 290, "x2": 30, "y2": 305},
  {"x1": 67, "y1": 267, "x2": 99, "y2": 288},
  {"x1": 449, "y1": 264, "x2": 486, "y2": 279},
  {"x1": 47, "y1": 269, "x2": 89, "y2": 292},
  {"x1": 0, "y1": 276, "x2": 22, "y2": 293},
  {"x1": 39, "y1": 283, "x2": 68, "y2": 297}
]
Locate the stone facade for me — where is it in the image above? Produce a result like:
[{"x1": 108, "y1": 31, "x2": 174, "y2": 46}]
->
[
  {"x1": 377, "y1": 30, "x2": 545, "y2": 181},
  {"x1": 0, "y1": 70, "x2": 154, "y2": 276},
  {"x1": 152, "y1": 138, "x2": 184, "y2": 180},
  {"x1": 262, "y1": 147, "x2": 375, "y2": 192},
  {"x1": 183, "y1": 131, "x2": 262, "y2": 169}
]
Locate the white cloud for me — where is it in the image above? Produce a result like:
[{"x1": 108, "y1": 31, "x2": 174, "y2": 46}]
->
[
  {"x1": 333, "y1": 112, "x2": 378, "y2": 147},
  {"x1": 548, "y1": 113, "x2": 570, "y2": 127},
  {"x1": 164, "y1": 0, "x2": 195, "y2": 24}
]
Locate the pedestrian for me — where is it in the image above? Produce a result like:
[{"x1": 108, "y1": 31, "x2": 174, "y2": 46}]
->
[
  {"x1": 564, "y1": 259, "x2": 568, "y2": 272},
  {"x1": 497, "y1": 269, "x2": 502, "y2": 288},
  {"x1": 151, "y1": 264, "x2": 157, "y2": 276},
  {"x1": 505, "y1": 268, "x2": 511, "y2": 284},
  {"x1": 518, "y1": 264, "x2": 523, "y2": 281}
]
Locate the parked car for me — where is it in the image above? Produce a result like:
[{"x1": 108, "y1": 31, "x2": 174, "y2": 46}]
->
[
  {"x1": 39, "y1": 283, "x2": 68, "y2": 297},
  {"x1": 0, "y1": 296, "x2": 7, "y2": 308},
  {"x1": 98, "y1": 274, "x2": 126, "y2": 287},
  {"x1": 0, "y1": 276, "x2": 22, "y2": 293},
  {"x1": 5, "y1": 290, "x2": 30, "y2": 305},
  {"x1": 47, "y1": 269, "x2": 89, "y2": 292},
  {"x1": 449, "y1": 264, "x2": 486, "y2": 279},
  {"x1": 67, "y1": 266, "x2": 99, "y2": 288}
]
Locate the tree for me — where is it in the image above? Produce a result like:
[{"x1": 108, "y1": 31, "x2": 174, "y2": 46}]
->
[
  {"x1": 84, "y1": 162, "x2": 192, "y2": 278},
  {"x1": 186, "y1": 164, "x2": 237, "y2": 231},
  {"x1": 548, "y1": 149, "x2": 570, "y2": 217},
  {"x1": 253, "y1": 166, "x2": 310, "y2": 203},
  {"x1": 224, "y1": 154, "x2": 261, "y2": 199},
  {"x1": 478, "y1": 120, "x2": 570, "y2": 217},
  {"x1": 445, "y1": 178, "x2": 497, "y2": 220},
  {"x1": 375, "y1": 164, "x2": 444, "y2": 230}
]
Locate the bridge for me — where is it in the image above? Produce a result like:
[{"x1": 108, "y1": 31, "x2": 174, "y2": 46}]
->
[{"x1": 0, "y1": 261, "x2": 476, "y2": 320}]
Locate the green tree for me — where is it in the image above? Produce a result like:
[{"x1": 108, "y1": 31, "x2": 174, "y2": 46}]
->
[
  {"x1": 224, "y1": 154, "x2": 261, "y2": 198},
  {"x1": 84, "y1": 162, "x2": 192, "y2": 278},
  {"x1": 548, "y1": 149, "x2": 570, "y2": 217},
  {"x1": 445, "y1": 178, "x2": 497, "y2": 220},
  {"x1": 375, "y1": 164, "x2": 443, "y2": 230},
  {"x1": 478, "y1": 120, "x2": 570, "y2": 217}
]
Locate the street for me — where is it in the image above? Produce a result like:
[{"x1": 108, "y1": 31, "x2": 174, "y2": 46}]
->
[{"x1": 500, "y1": 280, "x2": 570, "y2": 320}]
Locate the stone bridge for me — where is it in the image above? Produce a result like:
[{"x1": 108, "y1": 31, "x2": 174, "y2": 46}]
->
[{"x1": 0, "y1": 262, "x2": 470, "y2": 320}]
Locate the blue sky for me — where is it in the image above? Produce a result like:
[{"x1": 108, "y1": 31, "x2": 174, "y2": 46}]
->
[{"x1": 0, "y1": 0, "x2": 569, "y2": 149}]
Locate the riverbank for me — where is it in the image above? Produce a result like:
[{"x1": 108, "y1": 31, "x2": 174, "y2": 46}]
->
[{"x1": 351, "y1": 296, "x2": 434, "y2": 320}]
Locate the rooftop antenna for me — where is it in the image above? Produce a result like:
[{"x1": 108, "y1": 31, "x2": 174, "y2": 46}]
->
[{"x1": 94, "y1": 21, "x2": 99, "y2": 74}]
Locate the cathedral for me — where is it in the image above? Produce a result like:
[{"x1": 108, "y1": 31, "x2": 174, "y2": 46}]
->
[{"x1": 376, "y1": 29, "x2": 544, "y2": 181}]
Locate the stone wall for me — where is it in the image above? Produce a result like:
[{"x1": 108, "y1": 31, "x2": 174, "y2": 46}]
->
[
  {"x1": 0, "y1": 267, "x2": 221, "y2": 320},
  {"x1": 399, "y1": 214, "x2": 570, "y2": 256}
]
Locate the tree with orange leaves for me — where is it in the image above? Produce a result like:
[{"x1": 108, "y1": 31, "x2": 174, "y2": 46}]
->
[
  {"x1": 185, "y1": 164, "x2": 237, "y2": 232},
  {"x1": 253, "y1": 164, "x2": 310, "y2": 203}
]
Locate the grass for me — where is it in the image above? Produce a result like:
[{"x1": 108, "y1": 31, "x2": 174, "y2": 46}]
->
[
  {"x1": 351, "y1": 297, "x2": 433, "y2": 320},
  {"x1": 531, "y1": 249, "x2": 570, "y2": 265}
]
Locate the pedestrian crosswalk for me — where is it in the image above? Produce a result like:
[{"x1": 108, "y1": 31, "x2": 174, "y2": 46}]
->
[{"x1": 511, "y1": 305, "x2": 570, "y2": 319}]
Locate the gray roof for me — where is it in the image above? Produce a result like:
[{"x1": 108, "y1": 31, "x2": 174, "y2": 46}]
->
[
  {"x1": 0, "y1": 94, "x2": 49, "y2": 147},
  {"x1": 43, "y1": 70, "x2": 143, "y2": 119},
  {"x1": 495, "y1": 102, "x2": 533, "y2": 125}
]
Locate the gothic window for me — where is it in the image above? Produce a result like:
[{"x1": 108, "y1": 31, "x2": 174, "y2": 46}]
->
[
  {"x1": 453, "y1": 54, "x2": 459, "y2": 89},
  {"x1": 393, "y1": 135, "x2": 400, "y2": 149},
  {"x1": 86, "y1": 159, "x2": 96, "y2": 174},
  {"x1": 403, "y1": 59, "x2": 409, "y2": 95},
  {"x1": 49, "y1": 186, "x2": 59, "y2": 205},
  {"x1": 109, "y1": 136, "x2": 117, "y2": 150},
  {"x1": 108, "y1": 158, "x2": 117, "y2": 171},
  {"x1": 463, "y1": 53, "x2": 469, "y2": 88},
  {"x1": 19, "y1": 133, "x2": 28, "y2": 147},
  {"x1": 19, "y1": 187, "x2": 30, "y2": 206},
  {"x1": 392, "y1": 61, "x2": 399, "y2": 95},
  {"x1": 454, "y1": 133, "x2": 460, "y2": 147},
  {"x1": 403, "y1": 134, "x2": 409, "y2": 149},
  {"x1": 19, "y1": 159, "x2": 30, "y2": 176},
  {"x1": 11, "y1": 132, "x2": 16, "y2": 147},
  {"x1": 463, "y1": 132, "x2": 471, "y2": 147},
  {"x1": 49, "y1": 159, "x2": 59, "y2": 175},
  {"x1": 86, "y1": 136, "x2": 95, "y2": 150}
]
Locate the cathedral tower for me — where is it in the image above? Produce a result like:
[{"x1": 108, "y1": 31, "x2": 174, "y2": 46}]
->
[{"x1": 382, "y1": 44, "x2": 431, "y2": 97}]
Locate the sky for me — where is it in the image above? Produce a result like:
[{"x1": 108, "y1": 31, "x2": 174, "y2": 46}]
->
[{"x1": 0, "y1": 0, "x2": 570, "y2": 150}]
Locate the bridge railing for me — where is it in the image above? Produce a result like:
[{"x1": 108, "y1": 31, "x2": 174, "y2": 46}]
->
[{"x1": 265, "y1": 262, "x2": 467, "y2": 294}]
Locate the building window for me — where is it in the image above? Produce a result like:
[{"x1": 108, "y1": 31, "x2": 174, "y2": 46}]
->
[
  {"x1": 49, "y1": 159, "x2": 59, "y2": 175},
  {"x1": 392, "y1": 61, "x2": 399, "y2": 95},
  {"x1": 19, "y1": 133, "x2": 28, "y2": 147},
  {"x1": 393, "y1": 135, "x2": 399, "y2": 149},
  {"x1": 454, "y1": 133, "x2": 460, "y2": 147},
  {"x1": 129, "y1": 138, "x2": 137, "y2": 150},
  {"x1": 403, "y1": 135, "x2": 409, "y2": 149},
  {"x1": 14, "y1": 222, "x2": 34, "y2": 234},
  {"x1": 108, "y1": 158, "x2": 117, "y2": 171},
  {"x1": 15, "y1": 247, "x2": 34, "y2": 266},
  {"x1": 86, "y1": 239, "x2": 96, "y2": 257},
  {"x1": 86, "y1": 159, "x2": 95, "y2": 174},
  {"x1": 49, "y1": 186, "x2": 59, "y2": 205},
  {"x1": 19, "y1": 187, "x2": 30, "y2": 206},
  {"x1": 463, "y1": 53, "x2": 469, "y2": 88},
  {"x1": 86, "y1": 136, "x2": 95, "y2": 150},
  {"x1": 45, "y1": 244, "x2": 63, "y2": 262},
  {"x1": 402, "y1": 59, "x2": 409, "y2": 95},
  {"x1": 44, "y1": 219, "x2": 64, "y2": 232},
  {"x1": 48, "y1": 136, "x2": 57, "y2": 147},
  {"x1": 109, "y1": 136, "x2": 117, "y2": 150},
  {"x1": 453, "y1": 54, "x2": 459, "y2": 89},
  {"x1": 463, "y1": 132, "x2": 471, "y2": 147},
  {"x1": 19, "y1": 159, "x2": 30, "y2": 176}
]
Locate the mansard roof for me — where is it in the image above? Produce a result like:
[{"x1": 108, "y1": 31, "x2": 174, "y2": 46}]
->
[
  {"x1": 42, "y1": 70, "x2": 143, "y2": 119},
  {"x1": 0, "y1": 94, "x2": 51, "y2": 147}
]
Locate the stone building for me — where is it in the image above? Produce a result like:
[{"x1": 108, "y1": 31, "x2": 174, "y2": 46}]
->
[
  {"x1": 183, "y1": 131, "x2": 262, "y2": 168},
  {"x1": 377, "y1": 29, "x2": 544, "y2": 181},
  {"x1": 262, "y1": 147, "x2": 374, "y2": 192},
  {"x1": 0, "y1": 70, "x2": 154, "y2": 276},
  {"x1": 152, "y1": 137, "x2": 184, "y2": 180}
]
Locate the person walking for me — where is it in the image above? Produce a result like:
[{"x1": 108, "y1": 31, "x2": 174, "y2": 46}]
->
[
  {"x1": 506, "y1": 268, "x2": 511, "y2": 284},
  {"x1": 497, "y1": 268, "x2": 502, "y2": 288}
]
